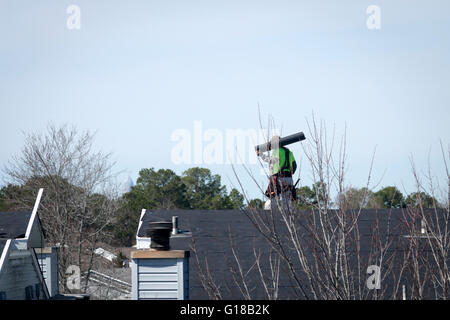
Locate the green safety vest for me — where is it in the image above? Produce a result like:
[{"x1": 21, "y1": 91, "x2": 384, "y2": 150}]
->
[{"x1": 272, "y1": 147, "x2": 296, "y2": 175}]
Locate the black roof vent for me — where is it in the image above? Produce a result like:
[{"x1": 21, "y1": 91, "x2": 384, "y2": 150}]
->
[{"x1": 146, "y1": 221, "x2": 172, "y2": 251}]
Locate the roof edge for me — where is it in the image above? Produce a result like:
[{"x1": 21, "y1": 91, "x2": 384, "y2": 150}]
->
[{"x1": 24, "y1": 188, "x2": 44, "y2": 241}]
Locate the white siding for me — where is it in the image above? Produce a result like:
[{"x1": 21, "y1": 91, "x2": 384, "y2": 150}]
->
[
  {"x1": 139, "y1": 290, "x2": 179, "y2": 299},
  {"x1": 139, "y1": 282, "x2": 178, "y2": 290},
  {"x1": 132, "y1": 257, "x2": 189, "y2": 300},
  {"x1": 39, "y1": 257, "x2": 48, "y2": 278},
  {"x1": 139, "y1": 273, "x2": 178, "y2": 282},
  {"x1": 37, "y1": 248, "x2": 58, "y2": 297}
]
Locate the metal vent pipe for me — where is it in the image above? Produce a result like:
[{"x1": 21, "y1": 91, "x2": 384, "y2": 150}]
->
[{"x1": 172, "y1": 216, "x2": 179, "y2": 235}]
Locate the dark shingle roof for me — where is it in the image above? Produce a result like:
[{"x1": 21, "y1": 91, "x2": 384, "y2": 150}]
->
[
  {"x1": 137, "y1": 208, "x2": 448, "y2": 299},
  {"x1": 0, "y1": 211, "x2": 32, "y2": 239}
]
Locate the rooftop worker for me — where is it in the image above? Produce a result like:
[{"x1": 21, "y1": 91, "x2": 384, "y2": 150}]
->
[{"x1": 256, "y1": 135, "x2": 297, "y2": 203}]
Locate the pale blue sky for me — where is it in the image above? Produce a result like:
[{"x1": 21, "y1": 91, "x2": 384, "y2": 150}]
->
[{"x1": 1, "y1": 1, "x2": 449, "y2": 200}]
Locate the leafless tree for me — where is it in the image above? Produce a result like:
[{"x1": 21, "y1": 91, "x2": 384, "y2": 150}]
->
[
  {"x1": 213, "y1": 114, "x2": 449, "y2": 300},
  {"x1": 398, "y1": 141, "x2": 450, "y2": 299},
  {"x1": 208, "y1": 115, "x2": 383, "y2": 299},
  {"x1": 2, "y1": 124, "x2": 121, "y2": 294}
]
